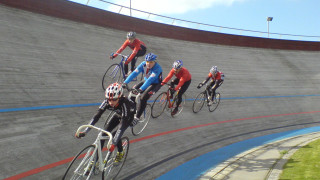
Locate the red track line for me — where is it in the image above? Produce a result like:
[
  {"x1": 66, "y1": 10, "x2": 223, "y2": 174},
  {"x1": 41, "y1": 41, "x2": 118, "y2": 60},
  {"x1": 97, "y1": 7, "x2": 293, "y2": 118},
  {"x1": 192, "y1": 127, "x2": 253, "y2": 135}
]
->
[{"x1": 5, "y1": 110, "x2": 320, "y2": 179}]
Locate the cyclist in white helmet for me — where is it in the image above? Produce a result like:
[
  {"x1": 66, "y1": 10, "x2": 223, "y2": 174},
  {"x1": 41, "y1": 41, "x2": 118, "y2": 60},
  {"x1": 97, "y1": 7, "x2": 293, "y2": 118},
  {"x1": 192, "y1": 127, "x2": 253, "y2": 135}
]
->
[
  {"x1": 197, "y1": 66, "x2": 224, "y2": 102},
  {"x1": 111, "y1": 31, "x2": 147, "y2": 77},
  {"x1": 75, "y1": 83, "x2": 136, "y2": 163},
  {"x1": 161, "y1": 60, "x2": 192, "y2": 115}
]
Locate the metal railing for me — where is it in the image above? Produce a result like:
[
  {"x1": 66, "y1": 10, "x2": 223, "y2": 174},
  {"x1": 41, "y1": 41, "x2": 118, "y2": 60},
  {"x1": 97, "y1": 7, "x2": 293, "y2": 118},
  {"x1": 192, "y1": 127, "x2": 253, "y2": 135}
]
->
[{"x1": 74, "y1": 0, "x2": 320, "y2": 42}]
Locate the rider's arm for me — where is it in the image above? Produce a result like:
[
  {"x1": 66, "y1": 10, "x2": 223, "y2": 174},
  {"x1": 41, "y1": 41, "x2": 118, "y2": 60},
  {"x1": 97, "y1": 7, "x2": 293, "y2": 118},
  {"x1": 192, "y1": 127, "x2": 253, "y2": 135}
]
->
[
  {"x1": 114, "y1": 40, "x2": 129, "y2": 58},
  {"x1": 162, "y1": 69, "x2": 174, "y2": 85},
  {"x1": 139, "y1": 67, "x2": 162, "y2": 91},
  {"x1": 123, "y1": 61, "x2": 144, "y2": 84},
  {"x1": 202, "y1": 73, "x2": 211, "y2": 84},
  {"x1": 83, "y1": 100, "x2": 108, "y2": 133}
]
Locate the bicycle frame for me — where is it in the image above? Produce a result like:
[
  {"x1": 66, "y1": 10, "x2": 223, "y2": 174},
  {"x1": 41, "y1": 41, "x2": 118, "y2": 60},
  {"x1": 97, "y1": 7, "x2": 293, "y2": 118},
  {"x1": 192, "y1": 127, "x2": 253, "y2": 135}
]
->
[
  {"x1": 75, "y1": 125, "x2": 113, "y2": 172},
  {"x1": 112, "y1": 53, "x2": 128, "y2": 80}
]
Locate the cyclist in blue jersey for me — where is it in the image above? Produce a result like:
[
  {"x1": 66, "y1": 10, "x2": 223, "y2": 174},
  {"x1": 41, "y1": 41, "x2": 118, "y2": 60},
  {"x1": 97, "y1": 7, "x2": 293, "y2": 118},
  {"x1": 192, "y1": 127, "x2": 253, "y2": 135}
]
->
[{"x1": 122, "y1": 53, "x2": 162, "y2": 121}]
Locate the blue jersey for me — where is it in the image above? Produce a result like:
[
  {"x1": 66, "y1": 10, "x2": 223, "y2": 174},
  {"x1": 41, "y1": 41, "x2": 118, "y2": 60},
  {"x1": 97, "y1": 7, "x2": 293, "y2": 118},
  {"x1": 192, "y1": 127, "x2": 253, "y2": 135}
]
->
[{"x1": 124, "y1": 61, "x2": 162, "y2": 91}]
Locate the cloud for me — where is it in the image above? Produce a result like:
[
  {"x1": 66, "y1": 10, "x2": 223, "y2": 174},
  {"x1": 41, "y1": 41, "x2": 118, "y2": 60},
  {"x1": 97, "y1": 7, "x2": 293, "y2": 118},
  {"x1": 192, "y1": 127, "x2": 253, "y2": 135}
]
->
[{"x1": 108, "y1": 0, "x2": 246, "y2": 15}]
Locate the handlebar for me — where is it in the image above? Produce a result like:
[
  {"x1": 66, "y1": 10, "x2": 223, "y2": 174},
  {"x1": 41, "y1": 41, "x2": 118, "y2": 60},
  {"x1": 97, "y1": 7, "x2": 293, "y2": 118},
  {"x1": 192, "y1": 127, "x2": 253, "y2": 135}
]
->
[
  {"x1": 112, "y1": 53, "x2": 128, "y2": 59},
  {"x1": 76, "y1": 125, "x2": 113, "y2": 149}
]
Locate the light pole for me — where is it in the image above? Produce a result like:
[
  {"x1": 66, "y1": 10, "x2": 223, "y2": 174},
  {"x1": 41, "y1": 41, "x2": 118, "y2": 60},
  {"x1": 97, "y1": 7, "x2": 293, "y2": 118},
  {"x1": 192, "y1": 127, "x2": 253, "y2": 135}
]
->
[
  {"x1": 130, "y1": 0, "x2": 132, "y2": 16},
  {"x1": 267, "y1": 17, "x2": 273, "y2": 38}
]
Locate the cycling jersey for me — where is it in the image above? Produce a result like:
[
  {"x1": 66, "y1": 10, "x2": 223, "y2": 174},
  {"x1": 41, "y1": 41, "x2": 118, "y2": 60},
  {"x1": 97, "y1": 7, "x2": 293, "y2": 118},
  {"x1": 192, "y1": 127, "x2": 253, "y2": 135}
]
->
[
  {"x1": 86, "y1": 96, "x2": 135, "y2": 145},
  {"x1": 208, "y1": 71, "x2": 224, "y2": 81},
  {"x1": 115, "y1": 38, "x2": 146, "y2": 64},
  {"x1": 124, "y1": 61, "x2": 163, "y2": 91},
  {"x1": 162, "y1": 67, "x2": 192, "y2": 91}
]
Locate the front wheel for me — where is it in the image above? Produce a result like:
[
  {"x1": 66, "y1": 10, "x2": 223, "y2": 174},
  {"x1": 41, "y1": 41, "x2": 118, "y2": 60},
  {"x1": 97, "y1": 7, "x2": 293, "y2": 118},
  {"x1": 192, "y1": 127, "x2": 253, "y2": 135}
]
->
[
  {"x1": 192, "y1": 92, "x2": 206, "y2": 113},
  {"x1": 62, "y1": 145, "x2": 97, "y2": 180},
  {"x1": 132, "y1": 104, "x2": 151, "y2": 136},
  {"x1": 102, "y1": 64, "x2": 122, "y2": 90},
  {"x1": 151, "y1": 92, "x2": 168, "y2": 118},
  {"x1": 171, "y1": 93, "x2": 186, "y2": 117},
  {"x1": 102, "y1": 137, "x2": 130, "y2": 180},
  {"x1": 208, "y1": 92, "x2": 221, "y2": 112}
]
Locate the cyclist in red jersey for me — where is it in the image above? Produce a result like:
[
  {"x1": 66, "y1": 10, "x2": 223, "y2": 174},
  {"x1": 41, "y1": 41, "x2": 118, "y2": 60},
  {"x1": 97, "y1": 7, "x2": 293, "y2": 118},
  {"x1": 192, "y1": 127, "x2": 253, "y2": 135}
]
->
[
  {"x1": 161, "y1": 60, "x2": 191, "y2": 116},
  {"x1": 111, "y1": 31, "x2": 147, "y2": 77},
  {"x1": 197, "y1": 66, "x2": 224, "y2": 101}
]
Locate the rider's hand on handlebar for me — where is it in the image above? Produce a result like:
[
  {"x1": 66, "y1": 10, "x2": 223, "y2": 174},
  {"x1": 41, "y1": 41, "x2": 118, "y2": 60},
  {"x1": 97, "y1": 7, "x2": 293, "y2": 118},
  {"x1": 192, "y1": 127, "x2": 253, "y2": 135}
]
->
[
  {"x1": 110, "y1": 53, "x2": 116, "y2": 59},
  {"x1": 122, "y1": 83, "x2": 128, "y2": 89},
  {"x1": 75, "y1": 132, "x2": 86, "y2": 139},
  {"x1": 197, "y1": 83, "x2": 203, "y2": 89}
]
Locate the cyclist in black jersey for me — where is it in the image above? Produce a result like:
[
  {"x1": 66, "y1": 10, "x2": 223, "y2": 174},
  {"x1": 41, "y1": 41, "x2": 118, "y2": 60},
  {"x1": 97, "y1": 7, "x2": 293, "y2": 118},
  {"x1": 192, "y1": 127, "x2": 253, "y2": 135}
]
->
[{"x1": 75, "y1": 83, "x2": 136, "y2": 162}]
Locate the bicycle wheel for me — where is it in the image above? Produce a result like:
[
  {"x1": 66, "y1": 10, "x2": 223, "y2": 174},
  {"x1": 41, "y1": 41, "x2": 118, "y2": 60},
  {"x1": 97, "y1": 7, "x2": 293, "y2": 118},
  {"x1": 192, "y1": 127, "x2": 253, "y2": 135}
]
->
[
  {"x1": 208, "y1": 92, "x2": 221, "y2": 112},
  {"x1": 151, "y1": 92, "x2": 168, "y2": 118},
  {"x1": 102, "y1": 137, "x2": 130, "y2": 180},
  {"x1": 192, "y1": 92, "x2": 206, "y2": 113},
  {"x1": 171, "y1": 93, "x2": 186, "y2": 117},
  {"x1": 63, "y1": 145, "x2": 97, "y2": 180},
  {"x1": 102, "y1": 64, "x2": 122, "y2": 90},
  {"x1": 132, "y1": 104, "x2": 151, "y2": 136}
]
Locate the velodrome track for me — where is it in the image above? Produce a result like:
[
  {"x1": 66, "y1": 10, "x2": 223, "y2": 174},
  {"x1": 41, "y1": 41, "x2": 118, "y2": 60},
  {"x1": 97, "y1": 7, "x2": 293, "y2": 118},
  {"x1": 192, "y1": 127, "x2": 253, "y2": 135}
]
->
[{"x1": 1, "y1": 1, "x2": 320, "y2": 179}]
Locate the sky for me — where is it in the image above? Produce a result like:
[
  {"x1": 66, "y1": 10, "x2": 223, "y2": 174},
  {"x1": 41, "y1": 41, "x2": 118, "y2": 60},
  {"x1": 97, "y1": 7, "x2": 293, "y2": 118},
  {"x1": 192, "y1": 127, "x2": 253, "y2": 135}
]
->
[{"x1": 69, "y1": 0, "x2": 320, "y2": 41}]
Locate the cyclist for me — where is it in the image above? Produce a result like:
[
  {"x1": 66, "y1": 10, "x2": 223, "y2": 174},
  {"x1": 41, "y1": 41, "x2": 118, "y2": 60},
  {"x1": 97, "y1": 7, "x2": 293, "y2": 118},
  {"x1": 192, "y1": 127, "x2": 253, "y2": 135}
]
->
[
  {"x1": 110, "y1": 31, "x2": 147, "y2": 77},
  {"x1": 122, "y1": 53, "x2": 162, "y2": 121},
  {"x1": 197, "y1": 66, "x2": 224, "y2": 103},
  {"x1": 161, "y1": 60, "x2": 191, "y2": 116},
  {"x1": 75, "y1": 83, "x2": 137, "y2": 163}
]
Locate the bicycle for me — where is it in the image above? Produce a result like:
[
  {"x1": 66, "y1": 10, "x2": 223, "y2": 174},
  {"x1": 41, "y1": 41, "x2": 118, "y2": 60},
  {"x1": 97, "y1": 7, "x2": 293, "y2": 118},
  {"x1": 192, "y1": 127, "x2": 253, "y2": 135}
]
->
[
  {"x1": 62, "y1": 125, "x2": 129, "y2": 180},
  {"x1": 151, "y1": 84, "x2": 186, "y2": 118},
  {"x1": 192, "y1": 83, "x2": 221, "y2": 113},
  {"x1": 102, "y1": 53, "x2": 143, "y2": 90}
]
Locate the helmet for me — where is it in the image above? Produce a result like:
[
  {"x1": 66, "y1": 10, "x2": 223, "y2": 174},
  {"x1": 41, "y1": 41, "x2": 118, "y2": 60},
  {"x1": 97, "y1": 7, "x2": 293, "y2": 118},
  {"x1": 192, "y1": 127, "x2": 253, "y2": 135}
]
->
[
  {"x1": 145, "y1": 53, "x2": 157, "y2": 62},
  {"x1": 105, "y1": 83, "x2": 123, "y2": 100},
  {"x1": 210, "y1": 66, "x2": 218, "y2": 74},
  {"x1": 172, "y1": 60, "x2": 183, "y2": 69},
  {"x1": 126, "y1": 31, "x2": 136, "y2": 39}
]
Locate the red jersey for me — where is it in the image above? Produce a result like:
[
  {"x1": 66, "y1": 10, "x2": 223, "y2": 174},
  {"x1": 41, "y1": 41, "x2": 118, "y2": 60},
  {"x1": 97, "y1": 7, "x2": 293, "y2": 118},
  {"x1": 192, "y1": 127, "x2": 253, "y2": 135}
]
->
[
  {"x1": 162, "y1": 67, "x2": 192, "y2": 91},
  {"x1": 116, "y1": 38, "x2": 146, "y2": 64},
  {"x1": 208, "y1": 71, "x2": 224, "y2": 81}
]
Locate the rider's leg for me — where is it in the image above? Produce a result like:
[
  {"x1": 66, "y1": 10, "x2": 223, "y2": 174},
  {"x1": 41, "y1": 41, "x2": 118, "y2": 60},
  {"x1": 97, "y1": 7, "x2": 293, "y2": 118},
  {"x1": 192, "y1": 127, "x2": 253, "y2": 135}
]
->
[
  {"x1": 210, "y1": 80, "x2": 223, "y2": 100},
  {"x1": 124, "y1": 64, "x2": 129, "y2": 75},
  {"x1": 135, "y1": 84, "x2": 156, "y2": 118},
  {"x1": 101, "y1": 116, "x2": 120, "y2": 149},
  {"x1": 175, "y1": 80, "x2": 191, "y2": 108},
  {"x1": 207, "y1": 80, "x2": 215, "y2": 97}
]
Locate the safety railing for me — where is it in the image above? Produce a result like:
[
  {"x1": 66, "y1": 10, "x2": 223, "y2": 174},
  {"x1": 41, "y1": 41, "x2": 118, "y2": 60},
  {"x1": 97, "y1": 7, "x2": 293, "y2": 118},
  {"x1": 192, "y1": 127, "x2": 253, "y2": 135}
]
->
[{"x1": 71, "y1": 0, "x2": 320, "y2": 42}]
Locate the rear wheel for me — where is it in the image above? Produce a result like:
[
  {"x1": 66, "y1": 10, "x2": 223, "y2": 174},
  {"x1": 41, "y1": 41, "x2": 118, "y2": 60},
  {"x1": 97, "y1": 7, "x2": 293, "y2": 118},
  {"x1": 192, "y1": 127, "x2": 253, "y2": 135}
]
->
[
  {"x1": 208, "y1": 92, "x2": 221, "y2": 112},
  {"x1": 102, "y1": 64, "x2": 122, "y2": 90},
  {"x1": 151, "y1": 92, "x2": 168, "y2": 118},
  {"x1": 171, "y1": 93, "x2": 186, "y2": 117},
  {"x1": 192, "y1": 92, "x2": 205, "y2": 113},
  {"x1": 102, "y1": 137, "x2": 130, "y2": 180},
  {"x1": 63, "y1": 145, "x2": 97, "y2": 180},
  {"x1": 132, "y1": 104, "x2": 151, "y2": 136}
]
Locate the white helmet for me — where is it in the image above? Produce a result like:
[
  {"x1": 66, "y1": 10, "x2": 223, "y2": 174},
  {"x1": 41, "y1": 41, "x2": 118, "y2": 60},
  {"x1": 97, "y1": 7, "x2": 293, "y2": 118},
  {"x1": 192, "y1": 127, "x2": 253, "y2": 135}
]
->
[
  {"x1": 127, "y1": 31, "x2": 136, "y2": 39},
  {"x1": 210, "y1": 66, "x2": 218, "y2": 74},
  {"x1": 105, "y1": 83, "x2": 123, "y2": 100}
]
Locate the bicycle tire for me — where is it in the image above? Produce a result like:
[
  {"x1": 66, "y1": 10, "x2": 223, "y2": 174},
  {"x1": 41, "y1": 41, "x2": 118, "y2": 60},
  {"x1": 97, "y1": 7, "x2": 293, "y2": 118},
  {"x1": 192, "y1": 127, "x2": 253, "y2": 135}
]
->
[
  {"x1": 171, "y1": 93, "x2": 186, "y2": 117},
  {"x1": 62, "y1": 145, "x2": 97, "y2": 180},
  {"x1": 192, "y1": 92, "x2": 206, "y2": 113},
  {"x1": 208, "y1": 92, "x2": 221, "y2": 112},
  {"x1": 102, "y1": 64, "x2": 122, "y2": 90},
  {"x1": 132, "y1": 104, "x2": 151, "y2": 136},
  {"x1": 151, "y1": 92, "x2": 168, "y2": 118},
  {"x1": 102, "y1": 137, "x2": 130, "y2": 180}
]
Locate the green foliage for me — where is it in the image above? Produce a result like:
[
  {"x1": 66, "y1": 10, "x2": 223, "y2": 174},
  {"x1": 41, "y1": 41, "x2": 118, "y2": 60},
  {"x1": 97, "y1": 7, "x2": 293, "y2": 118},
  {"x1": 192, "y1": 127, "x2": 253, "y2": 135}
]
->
[{"x1": 279, "y1": 138, "x2": 320, "y2": 180}]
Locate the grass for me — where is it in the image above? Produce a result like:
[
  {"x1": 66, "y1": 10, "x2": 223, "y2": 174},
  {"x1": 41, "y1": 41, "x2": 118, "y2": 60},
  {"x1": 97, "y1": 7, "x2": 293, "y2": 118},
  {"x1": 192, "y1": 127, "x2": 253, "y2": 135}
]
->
[{"x1": 279, "y1": 138, "x2": 320, "y2": 180}]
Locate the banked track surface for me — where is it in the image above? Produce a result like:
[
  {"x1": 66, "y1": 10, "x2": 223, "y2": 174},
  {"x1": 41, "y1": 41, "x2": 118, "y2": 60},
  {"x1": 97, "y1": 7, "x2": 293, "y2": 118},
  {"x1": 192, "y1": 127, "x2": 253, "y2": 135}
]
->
[{"x1": 1, "y1": 2, "x2": 320, "y2": 179}]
